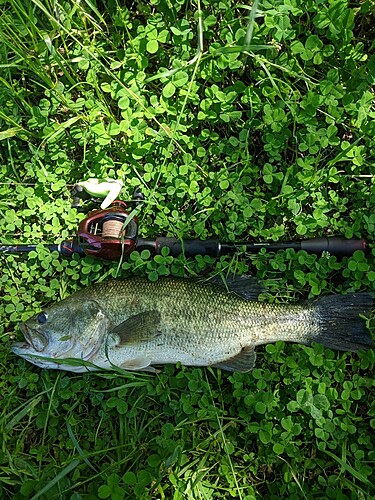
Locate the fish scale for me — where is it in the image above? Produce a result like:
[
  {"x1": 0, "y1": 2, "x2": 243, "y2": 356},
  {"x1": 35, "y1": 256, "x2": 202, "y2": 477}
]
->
[{"x1": 11, "y1": 276, "x2": 374, "y2": 373}]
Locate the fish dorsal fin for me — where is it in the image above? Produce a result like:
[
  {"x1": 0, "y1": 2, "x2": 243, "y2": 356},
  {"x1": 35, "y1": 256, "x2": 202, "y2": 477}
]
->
[
  {"x1": 212, "y1": 346, "x2": 256, "y2": 372},
  {"x1": 209, "y1": 275, "x2": 263, "y2": 301},
  {"x1": 112, "y1": 310, "x2": 161, "y2": 345}
]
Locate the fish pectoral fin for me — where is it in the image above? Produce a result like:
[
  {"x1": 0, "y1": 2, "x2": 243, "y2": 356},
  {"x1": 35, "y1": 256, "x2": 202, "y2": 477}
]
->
[
  {"x1": 119, "y1": 357, "x2": 153, "y2": 371},
  {"x1": 212, "y1": 346, "x2": 256, "y2": 372},
  {"x1": 112, "y1": 310, "x2": 161, "y2": 345}
]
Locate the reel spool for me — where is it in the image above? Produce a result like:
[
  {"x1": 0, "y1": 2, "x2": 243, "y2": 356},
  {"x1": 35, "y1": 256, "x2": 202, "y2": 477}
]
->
[
  {"x1": 77, "y1": 201, "x2": 138, "y2": 260},
  {"x1": 101, "y1": 214, "x2": 127, "y2": 239}
]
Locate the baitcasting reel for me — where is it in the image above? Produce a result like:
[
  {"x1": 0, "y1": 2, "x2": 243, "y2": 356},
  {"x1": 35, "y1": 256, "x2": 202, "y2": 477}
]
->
[{"x1": 77, "y1": 201, "x2": 139, "y2": 260}]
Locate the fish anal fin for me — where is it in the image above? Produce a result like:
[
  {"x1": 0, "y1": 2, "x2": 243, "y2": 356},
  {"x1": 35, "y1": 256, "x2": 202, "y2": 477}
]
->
[
  {"x1": 112, "y1": 310, "x2": 161, "y2": 345},
  {"x1": 213, "y1": 346, "x2": 256, "y2": 372}
]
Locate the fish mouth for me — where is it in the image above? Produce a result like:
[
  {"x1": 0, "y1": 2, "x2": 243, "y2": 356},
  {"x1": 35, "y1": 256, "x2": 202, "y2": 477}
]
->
[
  {"x1": 11, "y1": 341, "x2": 33, "y2": 352},
  {"x1": 16, "y1": 323, "x2": 47, "y2": 352}
]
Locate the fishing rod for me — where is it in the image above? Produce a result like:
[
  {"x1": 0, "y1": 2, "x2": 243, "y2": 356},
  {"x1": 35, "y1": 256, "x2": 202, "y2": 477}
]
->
[{"x1": 0, "y1": 187, "x2": 367, "y2": 260}]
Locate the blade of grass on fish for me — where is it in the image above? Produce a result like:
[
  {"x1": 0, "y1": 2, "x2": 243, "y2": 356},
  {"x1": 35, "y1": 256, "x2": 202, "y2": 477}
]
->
[
  {"x1": 91, "y1": 347, "x2": 152, "y2": 385},
  {"x1": 102, "y1": 332, "x2": 153, "y2": 375},
  {"x1": 67, "y1": 422, "x2": 98, "y2": 472},
  {"x1": 30, "y1": 459, "x2": 80, "y2": 500},
  {"x1": 25, "y1": 353, "x2": 103, "y2": 371}
]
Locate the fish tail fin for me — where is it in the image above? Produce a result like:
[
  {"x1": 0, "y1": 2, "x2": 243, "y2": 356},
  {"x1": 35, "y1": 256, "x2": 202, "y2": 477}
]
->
[{"x1": 314, "y1": 293, "x2": 374, "y2": 351}]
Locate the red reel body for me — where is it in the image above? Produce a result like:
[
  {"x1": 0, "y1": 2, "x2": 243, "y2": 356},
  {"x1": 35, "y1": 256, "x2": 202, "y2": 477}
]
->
[{"x1": 77, "y1": 201, "x2": 138, "y2": 260}]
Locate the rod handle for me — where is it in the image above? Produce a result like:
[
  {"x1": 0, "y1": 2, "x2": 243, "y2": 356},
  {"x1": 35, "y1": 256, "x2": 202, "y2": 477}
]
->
[
  {"x1": 300, "y1": 237, "x2": 367, "y2": 257},
  {"x1": 155, "y1": 238, "x2": 220, "y2": 258}
]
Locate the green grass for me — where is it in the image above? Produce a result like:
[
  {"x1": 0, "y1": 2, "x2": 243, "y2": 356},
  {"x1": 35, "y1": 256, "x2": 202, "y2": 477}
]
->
[{"x1": 1, "y1": 0, "x2": 375, "y2": 498}]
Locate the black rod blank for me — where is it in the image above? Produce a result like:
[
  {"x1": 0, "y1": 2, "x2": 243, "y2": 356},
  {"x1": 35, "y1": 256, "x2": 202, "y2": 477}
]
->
[{"x1": 0, "y1": 236, "x2": 368, "y2": 260}]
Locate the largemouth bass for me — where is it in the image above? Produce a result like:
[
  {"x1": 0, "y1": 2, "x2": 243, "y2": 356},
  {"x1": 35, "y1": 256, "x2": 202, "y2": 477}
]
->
[{"x1": 11, "y1": 277, "x2": 374, "y2": 373}]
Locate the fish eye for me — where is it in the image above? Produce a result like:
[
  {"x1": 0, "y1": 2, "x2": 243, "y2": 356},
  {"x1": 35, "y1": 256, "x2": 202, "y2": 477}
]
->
[{"x1": 38, "y1": 312, "x2": 48, "y2": 324}]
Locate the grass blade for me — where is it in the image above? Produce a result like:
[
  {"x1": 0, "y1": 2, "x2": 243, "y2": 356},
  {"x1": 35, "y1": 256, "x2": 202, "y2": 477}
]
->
[
  {"x1": 67, "y1": 422, "x2": 98, "y2": 472},
  {"x1": 0, "y1": 127, "x2": 22, "y2": 140},
  {"x1": 320, "y1": 448, "x2": 375, "y2": 488},
  {"x1": 4, "y1": 396, "x2": 42, "y2": 432},
  {"x1": 244, "y1": 0, "x2": 260, "y2": 48},
  {"x1": 30, "y1": 459, "x2": 80, "y2": 500}
]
